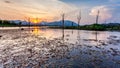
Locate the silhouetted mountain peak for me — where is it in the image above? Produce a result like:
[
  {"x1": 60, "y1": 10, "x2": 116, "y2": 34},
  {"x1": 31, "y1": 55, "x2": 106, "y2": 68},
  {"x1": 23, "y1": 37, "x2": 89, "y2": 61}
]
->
[{"x1": 40, "y1": 20, "x2": 79, "y2": 26}]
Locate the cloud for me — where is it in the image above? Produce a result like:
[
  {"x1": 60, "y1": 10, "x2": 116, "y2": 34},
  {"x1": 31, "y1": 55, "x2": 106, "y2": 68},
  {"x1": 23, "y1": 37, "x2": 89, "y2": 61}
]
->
[
  {"x1": 4, "y1": 0, "x2": 11, "y2": 3},
  {"x1": 0, "y1": 0, "x2": 77, "y2": 20},
  {"x1": 1, "y1": 0, "x2": 120, "y2": 23},
  {"x1": 59, "y1": 0, "x2": 110, "y2": 6},
  {"x1": 89, "y1": 6, "x2": 112, "y2": 21}
]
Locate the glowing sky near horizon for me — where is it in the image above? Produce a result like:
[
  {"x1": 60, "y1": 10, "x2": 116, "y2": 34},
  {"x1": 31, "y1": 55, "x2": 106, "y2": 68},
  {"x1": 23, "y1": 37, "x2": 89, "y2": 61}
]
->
[{"x1": 0, "y1": 0, "x2": 120, "y2": 24}]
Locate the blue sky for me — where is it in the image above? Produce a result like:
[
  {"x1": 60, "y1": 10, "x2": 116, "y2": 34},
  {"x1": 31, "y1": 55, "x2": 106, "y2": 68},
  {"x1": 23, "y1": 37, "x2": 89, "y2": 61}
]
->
[
  {"x1": 59, "y1": 0, "x2": 120, "y2": 24},
  {"x1": 0, "y1": 0, "x2": 120, "y2": 24},
  {"x1": 60, "y1": 0, "x2": 109, "y2": 5}
]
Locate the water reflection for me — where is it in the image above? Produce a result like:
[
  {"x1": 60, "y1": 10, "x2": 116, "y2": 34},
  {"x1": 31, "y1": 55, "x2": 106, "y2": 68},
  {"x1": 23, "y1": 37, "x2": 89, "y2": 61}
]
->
[
  {"x1": 32, "y1": 26, "x2": 40, "y2": 36},
  {"x1": 30, "y1": 27, "x2": 120, "y2": 45},
  {"x1": 77, "y1": 30, "x2": 81, "y2": 45},
  {"x1": 31, "y1": 26, "x2": 62, "y2": 39},
  {"x1": 62, "y1": 27, "x2": 65, "y2": 43},
  {"x1": 1, "y1": 28, "x2": 120, "y2": 68}
]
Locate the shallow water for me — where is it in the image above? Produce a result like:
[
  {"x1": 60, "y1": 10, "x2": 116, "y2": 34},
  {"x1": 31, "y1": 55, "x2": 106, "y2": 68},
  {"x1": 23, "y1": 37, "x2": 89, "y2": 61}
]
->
[{"x1": 0, "y1": 26, "x2": 120, "y2": 68}]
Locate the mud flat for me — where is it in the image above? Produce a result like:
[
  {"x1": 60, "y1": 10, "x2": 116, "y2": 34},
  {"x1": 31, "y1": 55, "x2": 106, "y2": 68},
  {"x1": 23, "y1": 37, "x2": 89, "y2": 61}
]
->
[{"x1": 0, "y1": 28, "x2": 120, "y2": 68}]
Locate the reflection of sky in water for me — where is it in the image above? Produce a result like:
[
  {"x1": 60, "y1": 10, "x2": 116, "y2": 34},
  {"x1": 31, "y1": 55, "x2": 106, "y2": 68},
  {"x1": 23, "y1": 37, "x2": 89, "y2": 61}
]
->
[
  {"x1": 31, "y1": 27, "x2": 120, "y2": 45},
  {"x1": 1, "y1": 27, "x2": 120, "y2": 68},
  {"x1": 31, "y1": 26, "x2": 62, "y2": 39}
]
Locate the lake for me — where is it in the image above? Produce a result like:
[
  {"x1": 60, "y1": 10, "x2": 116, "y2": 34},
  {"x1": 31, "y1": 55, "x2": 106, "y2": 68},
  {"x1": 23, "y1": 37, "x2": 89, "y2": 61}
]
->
[{"x1": 0, "y1": 26, "x2": 120, "y2": 68}]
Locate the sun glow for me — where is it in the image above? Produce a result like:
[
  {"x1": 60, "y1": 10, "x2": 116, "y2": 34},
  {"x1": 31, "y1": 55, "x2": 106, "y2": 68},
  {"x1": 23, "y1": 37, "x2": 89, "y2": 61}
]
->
[
  {"x1": 31, "y1": 26, "x2": 55, "y2": 39},
  {"x1": 32, "y1": 26, "x2": 40, "y2": 35},
  {"x1": 30, "y1": 18, "x2": 42, "y2": 24}
]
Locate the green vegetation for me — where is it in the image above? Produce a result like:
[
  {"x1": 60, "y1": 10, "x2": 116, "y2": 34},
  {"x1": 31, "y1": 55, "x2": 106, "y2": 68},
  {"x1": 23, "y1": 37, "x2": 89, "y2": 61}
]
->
[
  {"x1": 104, "y1": 24, "x2": 120, "y2": 30},
  {"x1": 49, "y1": 24, "x2": 120, "y2": 31},
  {"x1": 0, "y1": 20, "x2": 17, "y2": 27},
  {"x1": 79, "y1": 24, "x2": 106, "y2": 31}
]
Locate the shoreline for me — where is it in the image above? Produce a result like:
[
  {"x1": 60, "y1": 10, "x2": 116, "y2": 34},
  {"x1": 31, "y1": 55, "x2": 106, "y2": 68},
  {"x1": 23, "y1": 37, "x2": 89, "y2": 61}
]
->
[{"x1": 0, "y1": 26, "x2": 120, "y2": 32}]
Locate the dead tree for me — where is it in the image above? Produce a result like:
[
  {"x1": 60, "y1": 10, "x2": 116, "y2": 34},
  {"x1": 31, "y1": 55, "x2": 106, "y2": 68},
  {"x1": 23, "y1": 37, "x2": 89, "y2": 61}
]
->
[
  {"x1": 28, "y1": 17, "x2": 31, "y2": 30},
  {"x1": 96, "y1": 10, "x2": 100, "y2": 24},
  {"x1": 94, "y1": 10, "x2": 100, "y2": 42},
  {"x1": 72, "y1": 22, "x2": 74, "y2": 27},
  {"x1": 61, "y1": 13, "x2": 65, "y2": 43},
  {"x1": 77, "y1": 11, "x2": 81, "y2": 28},
  {"x1": 62, "y1": 13, "x2": 65, "y2": 28}
]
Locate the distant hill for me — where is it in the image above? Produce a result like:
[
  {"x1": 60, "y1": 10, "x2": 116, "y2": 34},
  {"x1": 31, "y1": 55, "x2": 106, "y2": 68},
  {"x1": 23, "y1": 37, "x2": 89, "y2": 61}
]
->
[
  {"x1": 10, "y1": 20, "x2": 79, "y2": 26},
  {"x1": 1, "y1": 20, "x2": 120, "y2": 28},
  {"x1": 39, "y1": 20, "x2": 79, "y2": 26},
  {"x1": 0, "y1": 20, "x2": 17, "y2": 26},
  {"x1": 10, "y1": 20, "x2": 34, "y2": 25},
  {"x1": 102, "y1": 23, "x2": 120, "y2": 26}
]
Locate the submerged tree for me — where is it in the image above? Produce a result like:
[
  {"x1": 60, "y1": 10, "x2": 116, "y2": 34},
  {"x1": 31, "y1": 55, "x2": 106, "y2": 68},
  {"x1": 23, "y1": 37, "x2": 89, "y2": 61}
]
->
[
  {"x1": 94, "y1": 10, "x2": 100, "y2": 42},
  {"x1": 61, "y1": 13, "x2": 65, "y2": 28},
  {"x1": 96, "y1": 10, "x2": 100, "y2": 24},
  {"x1": 61, "y1": 13, "x2": 65, "y2": 43},
  {"x1": 77, "y1": 10, "x2": 81, "y2": 28}
]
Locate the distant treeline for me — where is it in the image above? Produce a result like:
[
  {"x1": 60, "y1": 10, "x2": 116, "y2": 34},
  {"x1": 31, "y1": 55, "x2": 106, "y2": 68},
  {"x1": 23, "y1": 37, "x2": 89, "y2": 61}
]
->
[
  {"x1": 0, "y1": 20, "x2": 17, "y2": 27},
  {"x1": 50, "y1": 24, "x2": 120, "y2": 31},
  {"x1": 79, "y1": 24, "x2": 120, "y2": 31}
]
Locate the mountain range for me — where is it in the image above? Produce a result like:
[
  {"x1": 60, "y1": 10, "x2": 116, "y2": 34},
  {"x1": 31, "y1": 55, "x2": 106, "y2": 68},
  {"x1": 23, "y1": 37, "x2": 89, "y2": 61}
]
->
[
  {"x1": 40, "y1": 20, "x2": 78, "y2": 26},
  {"x1": 10, "y1": 20, "x2": 120, "y2": 27},
  {"x1": 11, "y1": 20, "x2": 79, "y2": 26}
]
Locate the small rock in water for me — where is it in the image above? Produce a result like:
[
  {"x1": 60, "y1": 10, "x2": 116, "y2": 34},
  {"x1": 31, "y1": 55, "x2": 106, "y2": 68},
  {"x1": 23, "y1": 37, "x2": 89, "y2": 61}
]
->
[
  {"x1": 0, "y1": 35, "x2": 2, "y2": 37},
  {"x1": 66, "y1": 56, "x2": 71, "y2": 59},
  {"x1": 21, "y1": 28, "x2": 24, "y2": 30}
]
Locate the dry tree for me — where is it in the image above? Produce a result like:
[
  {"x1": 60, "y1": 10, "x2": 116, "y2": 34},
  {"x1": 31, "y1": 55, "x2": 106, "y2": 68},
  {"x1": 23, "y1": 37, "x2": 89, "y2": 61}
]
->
[
  {"x1": 77, "y1": 10, "x2": 81, "y2": 28},
  {"x1": 96, "y1": 10, "x2": 100, "y2": 24}
]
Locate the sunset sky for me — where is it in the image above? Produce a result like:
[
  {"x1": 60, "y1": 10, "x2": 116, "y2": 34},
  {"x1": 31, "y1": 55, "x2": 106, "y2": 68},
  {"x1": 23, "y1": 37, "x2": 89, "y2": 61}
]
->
[{"x1": 0, "y1": 0, "x2": 120, "y2": 24}]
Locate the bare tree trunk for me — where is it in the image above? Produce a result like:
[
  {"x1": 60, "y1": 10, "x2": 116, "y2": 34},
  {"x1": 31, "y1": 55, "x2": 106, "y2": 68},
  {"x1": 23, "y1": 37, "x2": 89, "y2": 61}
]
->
[
  {"x1": 77, "y1": 11, "x2": 81, "y2": 28},
  {"x1": 62, "y1": 13, "x2": 65, "y2": 28},
  {"x1": 61, "y1": 13, "x2": 65, "y2": 43},
  {"x1": 72, "y1": 22, "x2": 74, "y2": 27},
  {"x1": 96, "y1": 10, "x2": 100, "y2": 24},
  {"x1": 95, "y1": 10, "x2": 99, "y2": 44}
]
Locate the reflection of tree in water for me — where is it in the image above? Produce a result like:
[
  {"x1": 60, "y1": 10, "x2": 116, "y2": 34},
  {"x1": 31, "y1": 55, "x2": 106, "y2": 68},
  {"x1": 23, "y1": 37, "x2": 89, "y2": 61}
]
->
[
  {"x1": 1, "y1": 30, "x2": 120, "y2": 68},
  {"x1": 62, "y1": 28, "x2": 65, "y2": 44},
  {"x1": 77, "y1": 30, "x2": 81, "y2": 45},
  {"x1": 95, "y1": 31, "x2": 98, "y2": 46},
  {"x1": 95, "y1": 31, "x2": 97, "y2": 41},
  {"x1": 71, "y1": 29, "x2": 73, "y2": 34}
]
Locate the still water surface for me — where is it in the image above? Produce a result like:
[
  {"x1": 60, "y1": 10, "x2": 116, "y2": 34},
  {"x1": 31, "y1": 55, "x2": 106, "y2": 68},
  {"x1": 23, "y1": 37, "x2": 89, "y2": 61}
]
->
[{"x1": 0, "y1": 26, "x2": 120, "y2": 68}]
